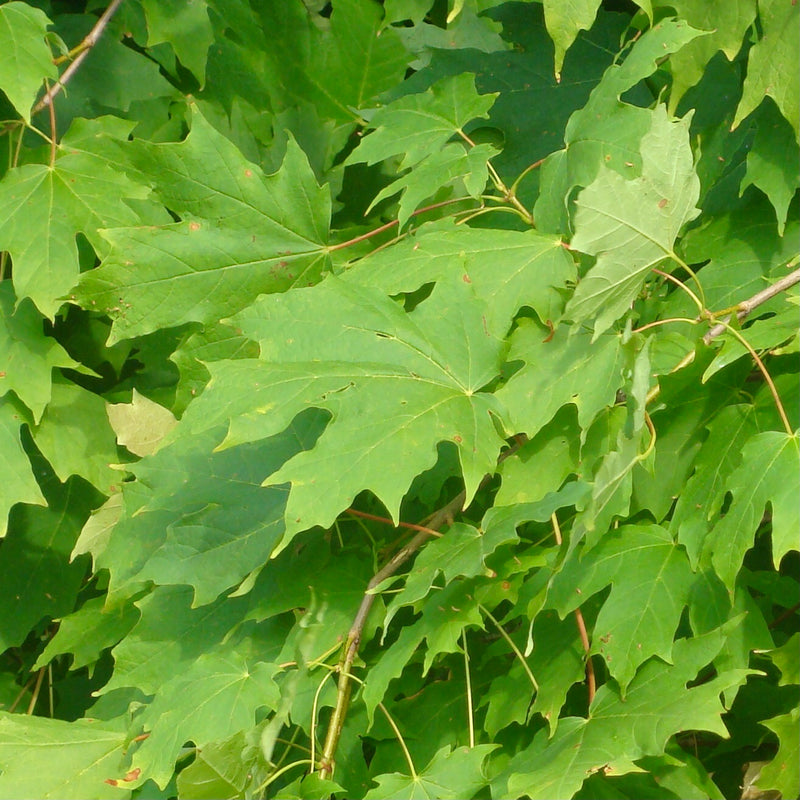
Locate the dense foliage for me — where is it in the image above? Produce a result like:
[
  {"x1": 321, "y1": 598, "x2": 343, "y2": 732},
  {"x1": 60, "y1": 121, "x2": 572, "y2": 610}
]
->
[{"x1": 0, "y1": 1, "x2": 798, "y2": 798}]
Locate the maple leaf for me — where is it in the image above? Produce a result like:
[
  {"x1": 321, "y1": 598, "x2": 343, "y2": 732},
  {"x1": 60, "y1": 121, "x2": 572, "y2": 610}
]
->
[{"x1": 178, "y1": 276, "x2": 510, "y2": 539}]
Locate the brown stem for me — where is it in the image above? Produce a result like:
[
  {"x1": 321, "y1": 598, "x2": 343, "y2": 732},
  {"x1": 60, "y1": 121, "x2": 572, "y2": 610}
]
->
[
  {"x1": 317, "y1": 490, "x2": 467, "y2": 779},
  {"x1": 32, "y1": 0, "x2": 127, "y2": 116},
  {"x1": 703, "y1": 266, "x2": 800, "y2": 343}
]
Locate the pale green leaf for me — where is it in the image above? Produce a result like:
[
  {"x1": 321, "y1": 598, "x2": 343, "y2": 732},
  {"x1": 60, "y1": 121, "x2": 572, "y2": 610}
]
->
[
  {"x1": 534, "y1": 18, "x2": 706, "y2": 235},
  {"x1": 0, "y1": 283, "x2": 78, "y2": 423},
  {"x1": 131, "y1": 652, "x2": 281, "y2": 789},
  {"x1": 547, "y1": 524, "x2": 695, "y2": 690},
  {"x1": 75, "y1": 110, "x2": 331, "y2": 342},
  {"x1": 566, "y1": 105, "x2": 701, "y2": 335},
  {"x1": 733, "y1": 0, "x2": 800, "y2": 142},
  {"x1": 705, "y1": 431, "x2": 800, "y2": 590},
  {"x1": 0, "y1": 712, "x2": 128, "y2": 800},
  {"x1": 542, "y1": 0, "x2": 602, "y2": 80},
  {"x1": 364, "y1": 745, "x2": 497, "y2": 800},
  {"x1": 179, "y1": 277, "x2": 509, "y2": 539},
  {"x1": 0, "y1": 2, "x2": 57, "y2": 123},
  {"x1": 0, "y1": 396, "x2": 45, "y2": 537},
  {"x1": 769, "y1": 633, "x2": 800, "y2": 686},
  {"x1": 106, "y1": 390, "x2": 177, "y2": 457}
]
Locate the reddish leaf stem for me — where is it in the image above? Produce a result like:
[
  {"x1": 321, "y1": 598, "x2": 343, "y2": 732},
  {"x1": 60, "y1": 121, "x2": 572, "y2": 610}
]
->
[
  {"x1": 551, "y1": 513, "x2": 596, "y2": 703},
  {"x1": 326, "y1": 198, "x2": 471, "y2": 253},
  {"x1": 345, "y1": 507, "x2": 443, "y2": 538}
]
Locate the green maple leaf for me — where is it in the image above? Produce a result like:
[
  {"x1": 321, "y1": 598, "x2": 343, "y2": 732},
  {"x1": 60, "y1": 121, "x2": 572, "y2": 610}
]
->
[
  {"x1": 705, "y1": 431, "x2": 800, "y2": 591},
  {"x1": 0, "y1": 284, "x2": 79, "y2": 423},
  {"x1": 494, "y1": 628, "x2": 752, "y2": 800},
  {"x1": 346, "y1": 74, "x2": 498, "y2": 223},
  {"x1": 0, "y1": 396, "x2": 45, "y2": 537},
  {"x1": 96, "y1": 414, "x2": 326, "y2": 606},
  {"x1": 100, "y1": 585, "x2": 251, "y2": 697},
  {"x1": 0, "y1": 144, "x2": 151, "y2": 319},
  {"x1": 75, "y1": 108, "x2": 331, "y2": 343},
  {"x1": 140, "y1": 0, "x2": 213, "y2": 84},
  {"x1": 534, "y1": 17, "x2": 705, "y2": 234},
  {"x1": 0, "y1": 2, "x2": 57, "y2": 123},
  {"x1": 259, "y1": 0, "x2": 410, "y2": 123},
  {"x1": 758, "y1": 709, "x2": 800, "y2": 800},
  {"x1": 652, "y1": 0, "x2": 757, "y2": 111},
  {"x1": 0, "y1": 712, "x2": 127, "y2": 800},
  {"x1": 546, "y1": 524, "x2": 695, "y2": 690},
  {"x1": 364, "y1": 745, "x2": 497, "y2": 800},
  {"x1": 343, "y1": 220, "x2": 576, "y2": 336},
  {"x1": 178, "y1": 276, "x2": 510, "y2": 539},
  {"x1": 347, "y1": 73, "x2": 496, "y2": 170},
  {"x1": 740, "y1": 101, "x2": 800, "y2": 234},
  {"x1": 0, "y1": 473, "x2": 95, "y2": 653},
  {"x1": 129, "y1": 652, "x2": 281, "y2": 789},
  {"x1": 732, "y1": 0, "x2": 800, "y2": 143},
  {"x1": 495, "y1": 320, "x2": 625, "y2": 439},
  {"x1": 566, "y1": 105, "x2": 701, "y2": 335}
]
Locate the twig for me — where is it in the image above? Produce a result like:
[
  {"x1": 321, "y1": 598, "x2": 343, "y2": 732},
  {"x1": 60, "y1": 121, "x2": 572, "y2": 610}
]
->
[
  {"x1": 703, "y1": 266, "x2": 800, "y2": 343},
  {"x1": 31, "y1": 0, "x2": 127, "y2": 116},
  {"x1": 317, "y1": 489, "x2": 467, "y2": 779},
  {"x1": 646, "y1": 265, "x2": 800, "y2": 406}
]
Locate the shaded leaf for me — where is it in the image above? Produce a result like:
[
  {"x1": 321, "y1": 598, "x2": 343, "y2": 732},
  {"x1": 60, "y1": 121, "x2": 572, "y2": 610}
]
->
[
  {"x1": 130, "y1": 652, "x2": 281, "y2": 789},
  {"x1": 732, "y1": 0, "x2": 800, "y2": 142}
]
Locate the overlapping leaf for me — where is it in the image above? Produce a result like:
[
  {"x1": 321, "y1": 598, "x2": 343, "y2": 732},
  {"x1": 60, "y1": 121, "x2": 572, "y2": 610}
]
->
[
  {"x1": 546, "y1": 524, "x2": 695, "y2": 689},
  {"x1": 493, "y1": 629, "x2": 752, "y2": 800},
  {"x1": 342, "y1": 220, "x2": 576, "y2": 336},
  {"x1": 534, "y1": 18, "x2": 705, "y2": 234},
  {"x1": 565, "y1": 105, "x2": 701, "y2": 335},
  {"x1": 0, "y1": 713, "x2": 128, "y2": 800},
  {"x1": 0, "y1": 142, "x2": 151, "y2": 318},
  {"x1": 75, "y1": 109, "x2": 332, "y2": 342},
  {"x1": 346, "y1": 73, "x2": 498, "y2": 226},
  {"x1": 732, "y1": 0, "x2": 800, "y2": 142},
  {"x1": 704, "y1": 431, "x2": 800, "y2": 590},
  {"x1": 179, "y1": 276, "x2": 510, "y2": 538}
]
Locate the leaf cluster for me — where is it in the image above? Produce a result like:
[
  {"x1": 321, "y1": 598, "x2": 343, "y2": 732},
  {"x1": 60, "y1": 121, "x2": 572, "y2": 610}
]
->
[{"x1": 0, "y1": 1, "x2": 798, "y2": 799}]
